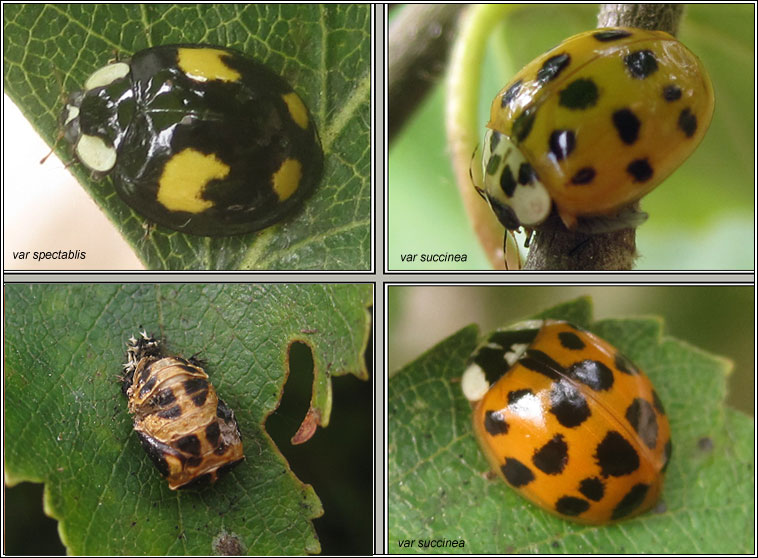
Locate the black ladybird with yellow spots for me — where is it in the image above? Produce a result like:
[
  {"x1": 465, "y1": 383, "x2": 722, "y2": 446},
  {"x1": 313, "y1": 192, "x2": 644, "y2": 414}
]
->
[
  {"x1": 62, "y1": 45, "x2": 322, "y2": 236},
  {"x1": 122, "y1": 332, "x2": 244, "y2": 489}
]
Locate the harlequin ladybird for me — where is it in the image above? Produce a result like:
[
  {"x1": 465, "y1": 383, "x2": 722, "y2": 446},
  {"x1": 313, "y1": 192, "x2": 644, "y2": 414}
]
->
[
  {"x1": 477, "y1": 27, "x2": 713, "y2": 231},
  {"x1": 122, "y1": 332, "x2": 244, "y2": 489},
  {"x1": 62, "y1": 44, "x2": 322, "y2": 236},
  {"x1": 461, "y1": 320, "x2": 671, "y2": 524}
]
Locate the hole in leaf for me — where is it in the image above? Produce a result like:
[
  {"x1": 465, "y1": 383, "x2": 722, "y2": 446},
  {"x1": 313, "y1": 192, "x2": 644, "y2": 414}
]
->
[
  {"x1": 3, "y1": 482, "x2": 67, "y2": 555},
  {"x1": 265, "y1": 338, "x2": 372, "y2": 554},
  {"x1": 267, "y1": 341, "x2": 315, "y2": 444}
]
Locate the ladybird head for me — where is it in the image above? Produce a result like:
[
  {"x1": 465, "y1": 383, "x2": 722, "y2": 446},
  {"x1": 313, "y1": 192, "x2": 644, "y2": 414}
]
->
[
  {"x1": 481, "y1": 128, "x2": 551, "y2": 230},
  {"x1": 61, "y1": 61, "x2": 133, "y2": 174}
]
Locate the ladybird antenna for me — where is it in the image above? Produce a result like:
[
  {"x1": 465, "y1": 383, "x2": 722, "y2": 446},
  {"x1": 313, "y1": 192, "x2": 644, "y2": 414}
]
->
[{"x1": 40, "y1": 130, "x2": 64, "y2": 165}]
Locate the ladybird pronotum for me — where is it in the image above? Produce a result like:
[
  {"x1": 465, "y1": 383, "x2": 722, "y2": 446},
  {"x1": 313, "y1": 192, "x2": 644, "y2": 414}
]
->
[
  {"x1": 122, "y1": 332, "x2": 244, "y2": 489},
  {"x1": 462, "y1": 320, "x2": 671, "y2": 524}
]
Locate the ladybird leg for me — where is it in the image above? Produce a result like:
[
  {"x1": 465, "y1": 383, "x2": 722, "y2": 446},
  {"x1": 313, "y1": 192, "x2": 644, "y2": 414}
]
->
[
  {"x1": 523, "y1": 228, "x2": 534, "y2": 248},
  {"x1": 503, "y1": 232, "x2": 511, "y2": 271},
  {"x1": 139, "y1": 220, "x2": 155, "y2": 243},
  {"x1": 573, "y1": 206, "x2": 650, "y2": 234}
]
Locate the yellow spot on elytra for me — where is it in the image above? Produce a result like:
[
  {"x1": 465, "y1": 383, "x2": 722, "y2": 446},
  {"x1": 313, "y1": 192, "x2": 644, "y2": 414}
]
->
[
  {"x1": 177, "y1": 48, "x2": 241, "y2": 82},
  {"x1": 282, "y1": 92, "x2": 309, "y2": 129},
  {"x1": 272, "y1": 158, "x2": 302, "y2": 201},
  {"x1": 157, "y1": 149, "x2": 230, "y2": 213}
]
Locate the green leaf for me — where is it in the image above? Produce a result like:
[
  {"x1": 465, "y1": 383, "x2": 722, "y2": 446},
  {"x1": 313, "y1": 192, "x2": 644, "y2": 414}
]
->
[
  {"x1": 389, "y1": 297, "x2": 753, "y2": 553},
  {"x1": 3, "y1": 4, "x2": 371, "y2": 270},
  {"x1": 5, "y1": 283, "x2": 372, "y2": 555}
]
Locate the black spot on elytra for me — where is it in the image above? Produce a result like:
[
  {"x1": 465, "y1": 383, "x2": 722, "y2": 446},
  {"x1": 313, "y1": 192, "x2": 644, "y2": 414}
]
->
[
  {"x1": 663, "y1": 84, "x2": 682, "y2": 101},
  {"x1": 627, "y1": 159, "x2": 653, "y2": 182},
  {"x1": 512, "y1": 107, "x2": 536, "y2": 142},
  {"x1": 595, "y1": 431, "x2": 640, "y2": 477},
  {"x1": 183, "y1": 377, "x2": 208, "y2": 395},
  {"x1": 502, "y1": 457, "x2": 535, "y2": 487},
  {"x1": 593, "y1": 29, "x2": 633, "y2": 42},
  {"x1": 555, "y1": 495, "x2": 590, "y2": 517},
  {"x1": 157, "y1": 405, "x2": 182, "y2": 419},
  {"x1": 625, "y1": 50, "x2": 658, "y2": 79},
  {"x1": 185, "y1": 455, "x2": 204, "y2": 468},
  {"x1": 519, "y1": 349, "x2": 563, "y2": 381},
  {"x1": 537, "y1": 53, "x2": 571, "y2": 83},
  {"x1": 484, "y1": 409, "x2": 509, "y2": 435},
  {"x1": 558, "y1": 331, "x2": 585, "y2": 350},
  {"x1": 559, "y1": 78, "x2": 598, "y2": 110},
  {"x1": 678, "y1": 107, "x2": 698, "y2": 137},
  {"x1": 549, "y1": 379, "x2": 591, "y2": 428},
  {"x1": 612, "y1": 108, "x2": 641, "y2": 144},
  {"x1": 139, "y1": 375, "x2": 157, "y2": 398},
  {"x1": 500, "y1": 164, "x2": 517, "y2": 197},
  {"x1": 652, "y1": 389, "x2": 666, "y2": 414},
  {"x1": 611, "y1": 483, "x2": 650, "y2": 520},
  {"x1": 152, "y1": 388, "x2": 176, "y2": 408},
  {"x1": 567, "y1": 359, "x2": 615, "y2": 391},
  {"x1": 626, "y1": 398, "x2": 659, "y2": 449},
  {"x1": 614, "y1": 351, "x2": 639, "y2": 375},
  {"x1": 548, "y1": 129, "x2": 576, "y2": 161},
  {"x1": 571, "y1": 167, "x2": 596, "y2": 185},
  {"x1": 532, "y1": 434, "x2": 568, "y2": 475},
  {"x1": 192, "y1": 390, "x2": 209, "y2": 407},
  {"x1": 176, "y1": 434, "x2": 202, "y2": 455},
  {"x1": 501, "y1": 80, "x2": 522, "y2": 108},
  {"x1": 579, "y1": 476, "x2": 605, "y2": 501},
  {"x1": 138, "y1": 366, "x2": 152, "y2": 385},
  {"x1": 205, "y1": 421, "x2": 221, "y2": 447}
]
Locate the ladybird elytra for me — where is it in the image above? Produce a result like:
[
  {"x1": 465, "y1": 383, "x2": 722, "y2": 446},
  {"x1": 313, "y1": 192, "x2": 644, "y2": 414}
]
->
[
  {"x1": 462, "y1": 320, "x2": 671, "y2": 524},
  {"x1": 122, "y1": 332, "x2": 244, "y2": 489},
  {"x1": 61, "y1": 44, "x2": 323, "y2": 236},
  {"x1": 479, "y1": 27, "x2": 714, "y2": 232}
]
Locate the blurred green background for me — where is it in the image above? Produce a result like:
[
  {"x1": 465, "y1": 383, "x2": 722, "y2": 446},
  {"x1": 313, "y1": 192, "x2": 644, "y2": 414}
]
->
[
  {"x1": 4, "y1": 340, "x2": 373, "y2": 555},
  {"x1": 388, "y1": 286, "x2": 754, "y2": 416},
  {"x1": 389, "y1": 4, "x2": 754, "y2": 270}
]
